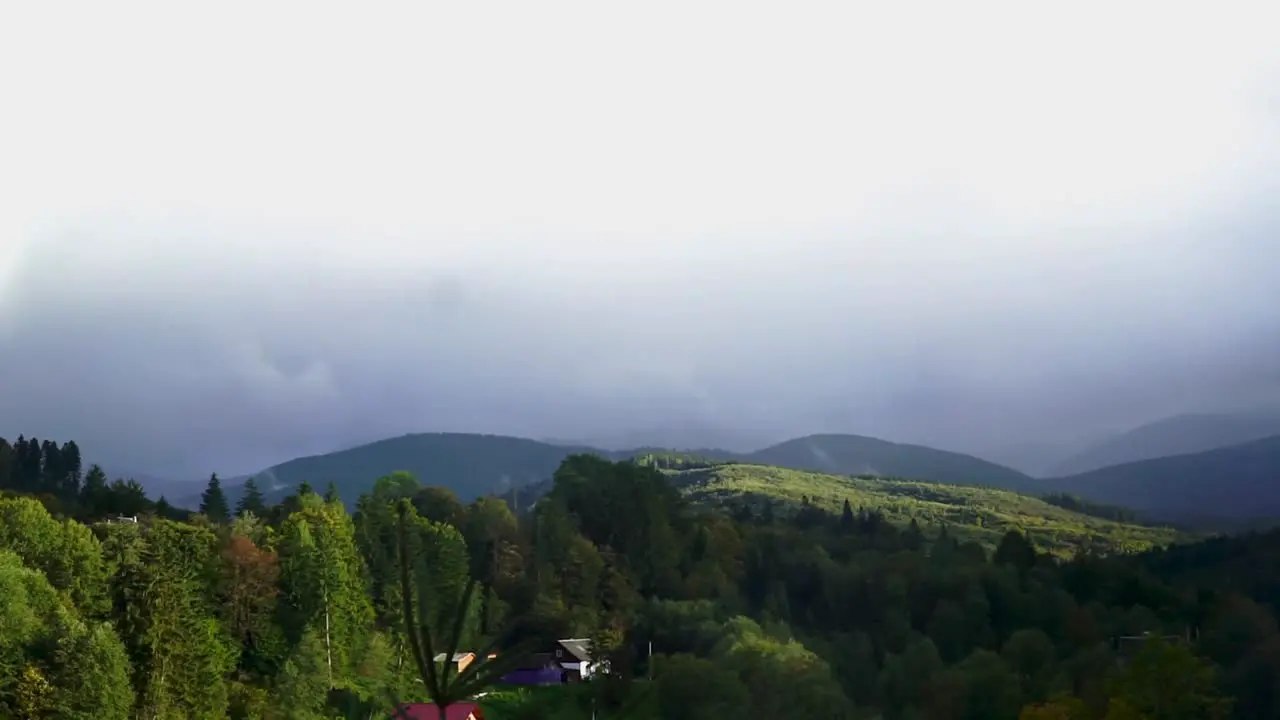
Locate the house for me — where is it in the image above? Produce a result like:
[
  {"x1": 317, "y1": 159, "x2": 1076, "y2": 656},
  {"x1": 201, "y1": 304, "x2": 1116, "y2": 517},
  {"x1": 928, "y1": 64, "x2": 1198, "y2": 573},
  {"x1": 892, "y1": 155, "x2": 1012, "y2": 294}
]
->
[
  {"x1": 497, "y1": 638, "x2": 596, "y2": 686},
  {"x1": 391, "y1": 702, "x2": 484, "y2": 720},
  {"x1": 553, "y1": 638, "x2": 596, "y2": 681},
  {"x1": 433, "y1": 652, "x2": 478, "y2": 674}
]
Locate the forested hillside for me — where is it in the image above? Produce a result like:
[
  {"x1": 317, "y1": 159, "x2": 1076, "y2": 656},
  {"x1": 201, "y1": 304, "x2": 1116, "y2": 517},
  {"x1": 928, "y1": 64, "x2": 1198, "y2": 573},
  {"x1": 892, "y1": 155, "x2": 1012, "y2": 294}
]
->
[
  {"x1": 4, "y1": 435, "x2": 1280, "y2": 718},
  {"x1": 1047, "y1": 434, "x2": 1280, "y2": 528},
  {"x1": 203, "y1": 431, "x2": 1037, "y2": 511},
  {"x1": 666, "y1": 463, "x2": 1181, "y2": 555},
  {"x1": 0, "y1": 435, "x2": 181, "y2": 521},
  {"x1": 743, "y1": 434, "x2": 1038, "y2": 492}
]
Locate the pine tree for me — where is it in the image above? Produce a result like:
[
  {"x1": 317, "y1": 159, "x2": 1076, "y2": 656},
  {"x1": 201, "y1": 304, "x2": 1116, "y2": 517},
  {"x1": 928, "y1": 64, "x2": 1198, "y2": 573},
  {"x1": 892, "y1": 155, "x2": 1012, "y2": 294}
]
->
[
  {"x1": 16, "y1": 436, "x2": 43, "y2": 492},
  {"x1": 81, "y1": 464, "x2": 109, "y2": 514},
  {"x1": 200, "y1": 473, "x2": 231, "y2": 524},
  {"x1": 155, "y1": 496, "x2": 173, "y2": 518},
  {"x1": 59, "y1": 441, "x2": 83, "y2": 506},
  {"x1": 40, "y1": 439, "x2": 63, "y2": 496},
  {"x1": 297, "y1": 481, "x2": 314, "y2": 497},
  {"x1": 236, "y1": 477, "x2": 266, "y2": 517},
  {"x1": 324, "y1": 481, "x2": 340, "y2": 504},
  {"x1": 840, "y1": 499, "x2": 855, "y2": 530}
]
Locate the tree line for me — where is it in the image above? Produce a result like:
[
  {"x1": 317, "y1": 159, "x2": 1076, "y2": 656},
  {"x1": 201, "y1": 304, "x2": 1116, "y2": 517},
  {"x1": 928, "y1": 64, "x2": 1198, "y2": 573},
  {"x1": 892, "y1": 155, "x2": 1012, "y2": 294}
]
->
[{"x1": 2, "y1": 434, "x2": 1280, "y2": 718}]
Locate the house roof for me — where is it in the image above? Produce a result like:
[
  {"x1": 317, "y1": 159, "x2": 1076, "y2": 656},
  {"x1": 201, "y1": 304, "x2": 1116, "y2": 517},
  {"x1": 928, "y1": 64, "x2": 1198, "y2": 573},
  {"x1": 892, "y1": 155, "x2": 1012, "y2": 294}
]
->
[
  {"x1": 558, "y1": 638, "x2": 593, "y2": 662},
  {"x1": 432, "y1": 652, "x2": 476, "y2": 663}
]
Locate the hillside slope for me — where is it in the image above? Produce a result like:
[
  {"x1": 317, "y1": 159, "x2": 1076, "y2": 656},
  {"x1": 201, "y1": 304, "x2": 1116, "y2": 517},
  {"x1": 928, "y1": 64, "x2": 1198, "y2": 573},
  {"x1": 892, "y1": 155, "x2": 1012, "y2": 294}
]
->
[
  {"x1": 201, "y1": 431, "x2": 1039, "y2": 509},
  {"x1": 1046, "y1": 434, "x2": 1280, "y2": 527},
  {"x1": 210, "y1": 433, "x2": 598, "y2": 508},
  {"x1": 669, "y1": 463, "x2": 1182, "y2": 555},
  {"x1": 744, "y1": 434, "x2": 1038, "y2": 492},
  {"x1": 1047, "y1": 410, "x2": 1280, "y2": 476}
]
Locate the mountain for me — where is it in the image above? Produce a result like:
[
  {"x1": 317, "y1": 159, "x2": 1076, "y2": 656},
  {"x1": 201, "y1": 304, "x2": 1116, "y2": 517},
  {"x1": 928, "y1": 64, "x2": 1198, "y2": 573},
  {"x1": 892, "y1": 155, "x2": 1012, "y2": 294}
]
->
[
  {"x1": 1047, "y1": 410, "x2": 1280, "y2": 477},
  {"x1": 191, "y1": 433, "x2": 601, "y2": 509},
  {"x1": 192, "y1": 431, "x2": 1035, "y2": 509},
  {"x1": 668, "y1": 463, "x2": 1182, "y2": 555},
  {"x1": 1046, "y1": 434, "x2": 1280, "y2": 527},
  {"x1": 742, "y1": 434, "x2": 1038, "y2": 493}
]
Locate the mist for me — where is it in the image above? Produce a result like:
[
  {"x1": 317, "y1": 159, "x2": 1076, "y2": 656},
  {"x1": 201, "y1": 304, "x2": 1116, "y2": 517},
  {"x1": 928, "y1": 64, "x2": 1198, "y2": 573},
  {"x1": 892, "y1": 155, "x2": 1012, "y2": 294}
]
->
[{"x1": 2, "y1": 2, "x2": 1279, "y2": 479}]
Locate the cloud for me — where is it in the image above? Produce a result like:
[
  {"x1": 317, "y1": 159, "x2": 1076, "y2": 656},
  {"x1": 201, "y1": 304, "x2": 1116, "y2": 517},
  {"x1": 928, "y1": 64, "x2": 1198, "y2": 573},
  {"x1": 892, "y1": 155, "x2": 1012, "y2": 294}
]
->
[{"x1": 1, "y1": 1, "x2": 1278, "y2": 477}]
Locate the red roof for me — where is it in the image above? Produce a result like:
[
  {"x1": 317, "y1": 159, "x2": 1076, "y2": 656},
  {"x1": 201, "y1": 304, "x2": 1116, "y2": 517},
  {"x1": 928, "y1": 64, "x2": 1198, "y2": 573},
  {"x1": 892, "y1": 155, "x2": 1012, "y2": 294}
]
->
[{"x1": 393, "y1": 702, "x2": 484, "y2": 720}]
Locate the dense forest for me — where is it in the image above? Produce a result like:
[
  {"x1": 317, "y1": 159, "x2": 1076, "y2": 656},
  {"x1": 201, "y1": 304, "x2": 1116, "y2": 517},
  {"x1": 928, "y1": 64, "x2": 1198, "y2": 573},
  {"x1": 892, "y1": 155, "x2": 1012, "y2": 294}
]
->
[{"x1": 2, "y1": 434, "x2": 1280, "y2": 719}]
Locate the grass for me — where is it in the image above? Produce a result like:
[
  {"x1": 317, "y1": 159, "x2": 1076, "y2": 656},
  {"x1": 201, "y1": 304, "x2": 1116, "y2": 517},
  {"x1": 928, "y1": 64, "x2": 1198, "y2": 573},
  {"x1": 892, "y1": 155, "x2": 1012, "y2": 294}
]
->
[{"x1": 667, "y1": 463, "x2": 1188, "y2": 556}]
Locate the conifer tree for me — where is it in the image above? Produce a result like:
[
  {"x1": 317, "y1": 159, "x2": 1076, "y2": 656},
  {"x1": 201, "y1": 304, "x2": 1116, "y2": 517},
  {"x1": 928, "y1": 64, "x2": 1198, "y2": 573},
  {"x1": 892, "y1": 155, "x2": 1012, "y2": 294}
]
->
[
  {"x1": 236, "y1": 477, "x2": 267, "y2": 517},
  {"x1": 200, "y1": 473, "x2": 231, "y2": 524},
  {"x1": 59, "y1": 441, "x2": 83, "y2": 505},
  {"x1": 40, "y1": 439, "x2": 62, "y2": 496},
  {"x1": 80, "y1": 464, "x2": 109, "y2": 514}
]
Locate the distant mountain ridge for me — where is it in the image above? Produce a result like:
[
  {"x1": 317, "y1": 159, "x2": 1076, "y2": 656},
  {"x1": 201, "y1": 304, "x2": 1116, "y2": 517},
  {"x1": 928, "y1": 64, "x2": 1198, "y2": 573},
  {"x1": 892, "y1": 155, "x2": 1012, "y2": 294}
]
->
[
  {"x1": 1046, "y1": 433, "x2": 1280, "y2": 528},
  {"x1": 1047, "y1": 410, "x2": 1280, "y2": 476},
  {"x1": 743, "y1": 434, "x2": 1038, "y2": 493},
  {"x1": 187, "y1": 431, "x2": 1036, "y2": 509}
]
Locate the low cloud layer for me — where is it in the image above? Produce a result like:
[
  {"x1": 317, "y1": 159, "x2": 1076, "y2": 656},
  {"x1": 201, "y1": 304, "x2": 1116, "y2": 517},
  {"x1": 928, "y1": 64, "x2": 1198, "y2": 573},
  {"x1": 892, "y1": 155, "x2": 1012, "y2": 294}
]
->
[{"x1": 2, "y1": 3, "x2": 1279, "y2": 478}]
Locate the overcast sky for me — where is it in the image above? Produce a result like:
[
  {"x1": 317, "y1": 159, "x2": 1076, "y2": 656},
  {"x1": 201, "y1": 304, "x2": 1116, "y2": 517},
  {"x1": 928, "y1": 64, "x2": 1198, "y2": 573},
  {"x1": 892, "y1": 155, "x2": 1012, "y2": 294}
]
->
[{"x1": 2, "y1": 1, "x2": 1279, "y2": 479}]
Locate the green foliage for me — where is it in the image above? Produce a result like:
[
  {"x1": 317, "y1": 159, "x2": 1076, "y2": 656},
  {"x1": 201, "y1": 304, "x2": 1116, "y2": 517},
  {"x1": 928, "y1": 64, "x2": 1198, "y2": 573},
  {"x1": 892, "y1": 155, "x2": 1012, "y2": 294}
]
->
[
  {"x1": 277, "y1": 494, "x2": 375, "y2": 691},
  {"x1": 674, "y1": 463, "x2": 1183, "y2": 555},
  {"x1": 0, "y1": 550, "x2": 133, "y2": 719},
  {"x1": 0, "y1": 495, "x2": 108, "y2": 614},
  {"x1": 1041, "y1": 493, "x2": 1139, "y2": 523},
  {"x1": 4, "y1": 439, "x2": 1280, "y2": 719},
  {"x1": 1109, "y1": 639, "x2": 1232, "y2": 719},
  {"x1": 129, "y1": 520, "x2": 238, "y2": 719}
]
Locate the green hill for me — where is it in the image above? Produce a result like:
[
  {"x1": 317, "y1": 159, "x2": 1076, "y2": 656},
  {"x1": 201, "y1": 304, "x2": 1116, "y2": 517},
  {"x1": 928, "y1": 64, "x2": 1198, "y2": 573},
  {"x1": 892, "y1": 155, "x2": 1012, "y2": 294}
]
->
[
  {"x1": 669, "y1": 463, "x2": 1184, "y2": 555},
  {"x1": 200, "y1": 431, "x2": 1040, "y2": 510},
  {"x1": 208, "y1": 433, "x2": 598, "y2": 508},
  {"x1": 742, "y1": 434, "x2": 1037, "y2": 492},
  {"x1": 1046, "y1": 434, "x2": 1280, "y2": 529}
]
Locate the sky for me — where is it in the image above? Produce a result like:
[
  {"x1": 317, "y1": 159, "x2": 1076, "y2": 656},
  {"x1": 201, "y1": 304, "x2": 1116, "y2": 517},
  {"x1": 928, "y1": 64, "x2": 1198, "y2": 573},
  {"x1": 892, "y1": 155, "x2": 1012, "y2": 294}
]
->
[{"x1": 2, "y1": 1, "x2": 1279, "y2": 480}]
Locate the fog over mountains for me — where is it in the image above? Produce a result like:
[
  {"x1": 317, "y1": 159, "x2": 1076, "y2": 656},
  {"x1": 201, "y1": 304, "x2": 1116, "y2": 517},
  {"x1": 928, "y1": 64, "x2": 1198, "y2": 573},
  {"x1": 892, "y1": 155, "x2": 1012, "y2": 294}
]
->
[{"x1": 2, "y1": 4, "x2": 1279, "y2": 483}]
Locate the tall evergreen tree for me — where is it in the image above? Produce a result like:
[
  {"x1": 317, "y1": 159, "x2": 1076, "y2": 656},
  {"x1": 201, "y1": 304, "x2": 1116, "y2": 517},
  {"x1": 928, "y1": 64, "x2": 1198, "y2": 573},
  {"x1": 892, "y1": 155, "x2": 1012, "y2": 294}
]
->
[
  {"x1": 236, "y1": 477, "x2": 266, "y2": 517},
  {"x1": 80, "y1": 464, "x2": 109, "y2": 514},
  {"x1": 40, "y1": 440, "x2": 63, "y2": 496},
  {"x1": 58, "y1": 441, "x2": 83, "y2": 506},
  {"x1": 200, "y1": 473, "x2": 231, "y2": 524},
  {"x1": 16, "y1": 436, "x2": 42, "y2": 492},
  {"x1": 324, "y1": 481, "x2": 340, "y2": 504}
]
